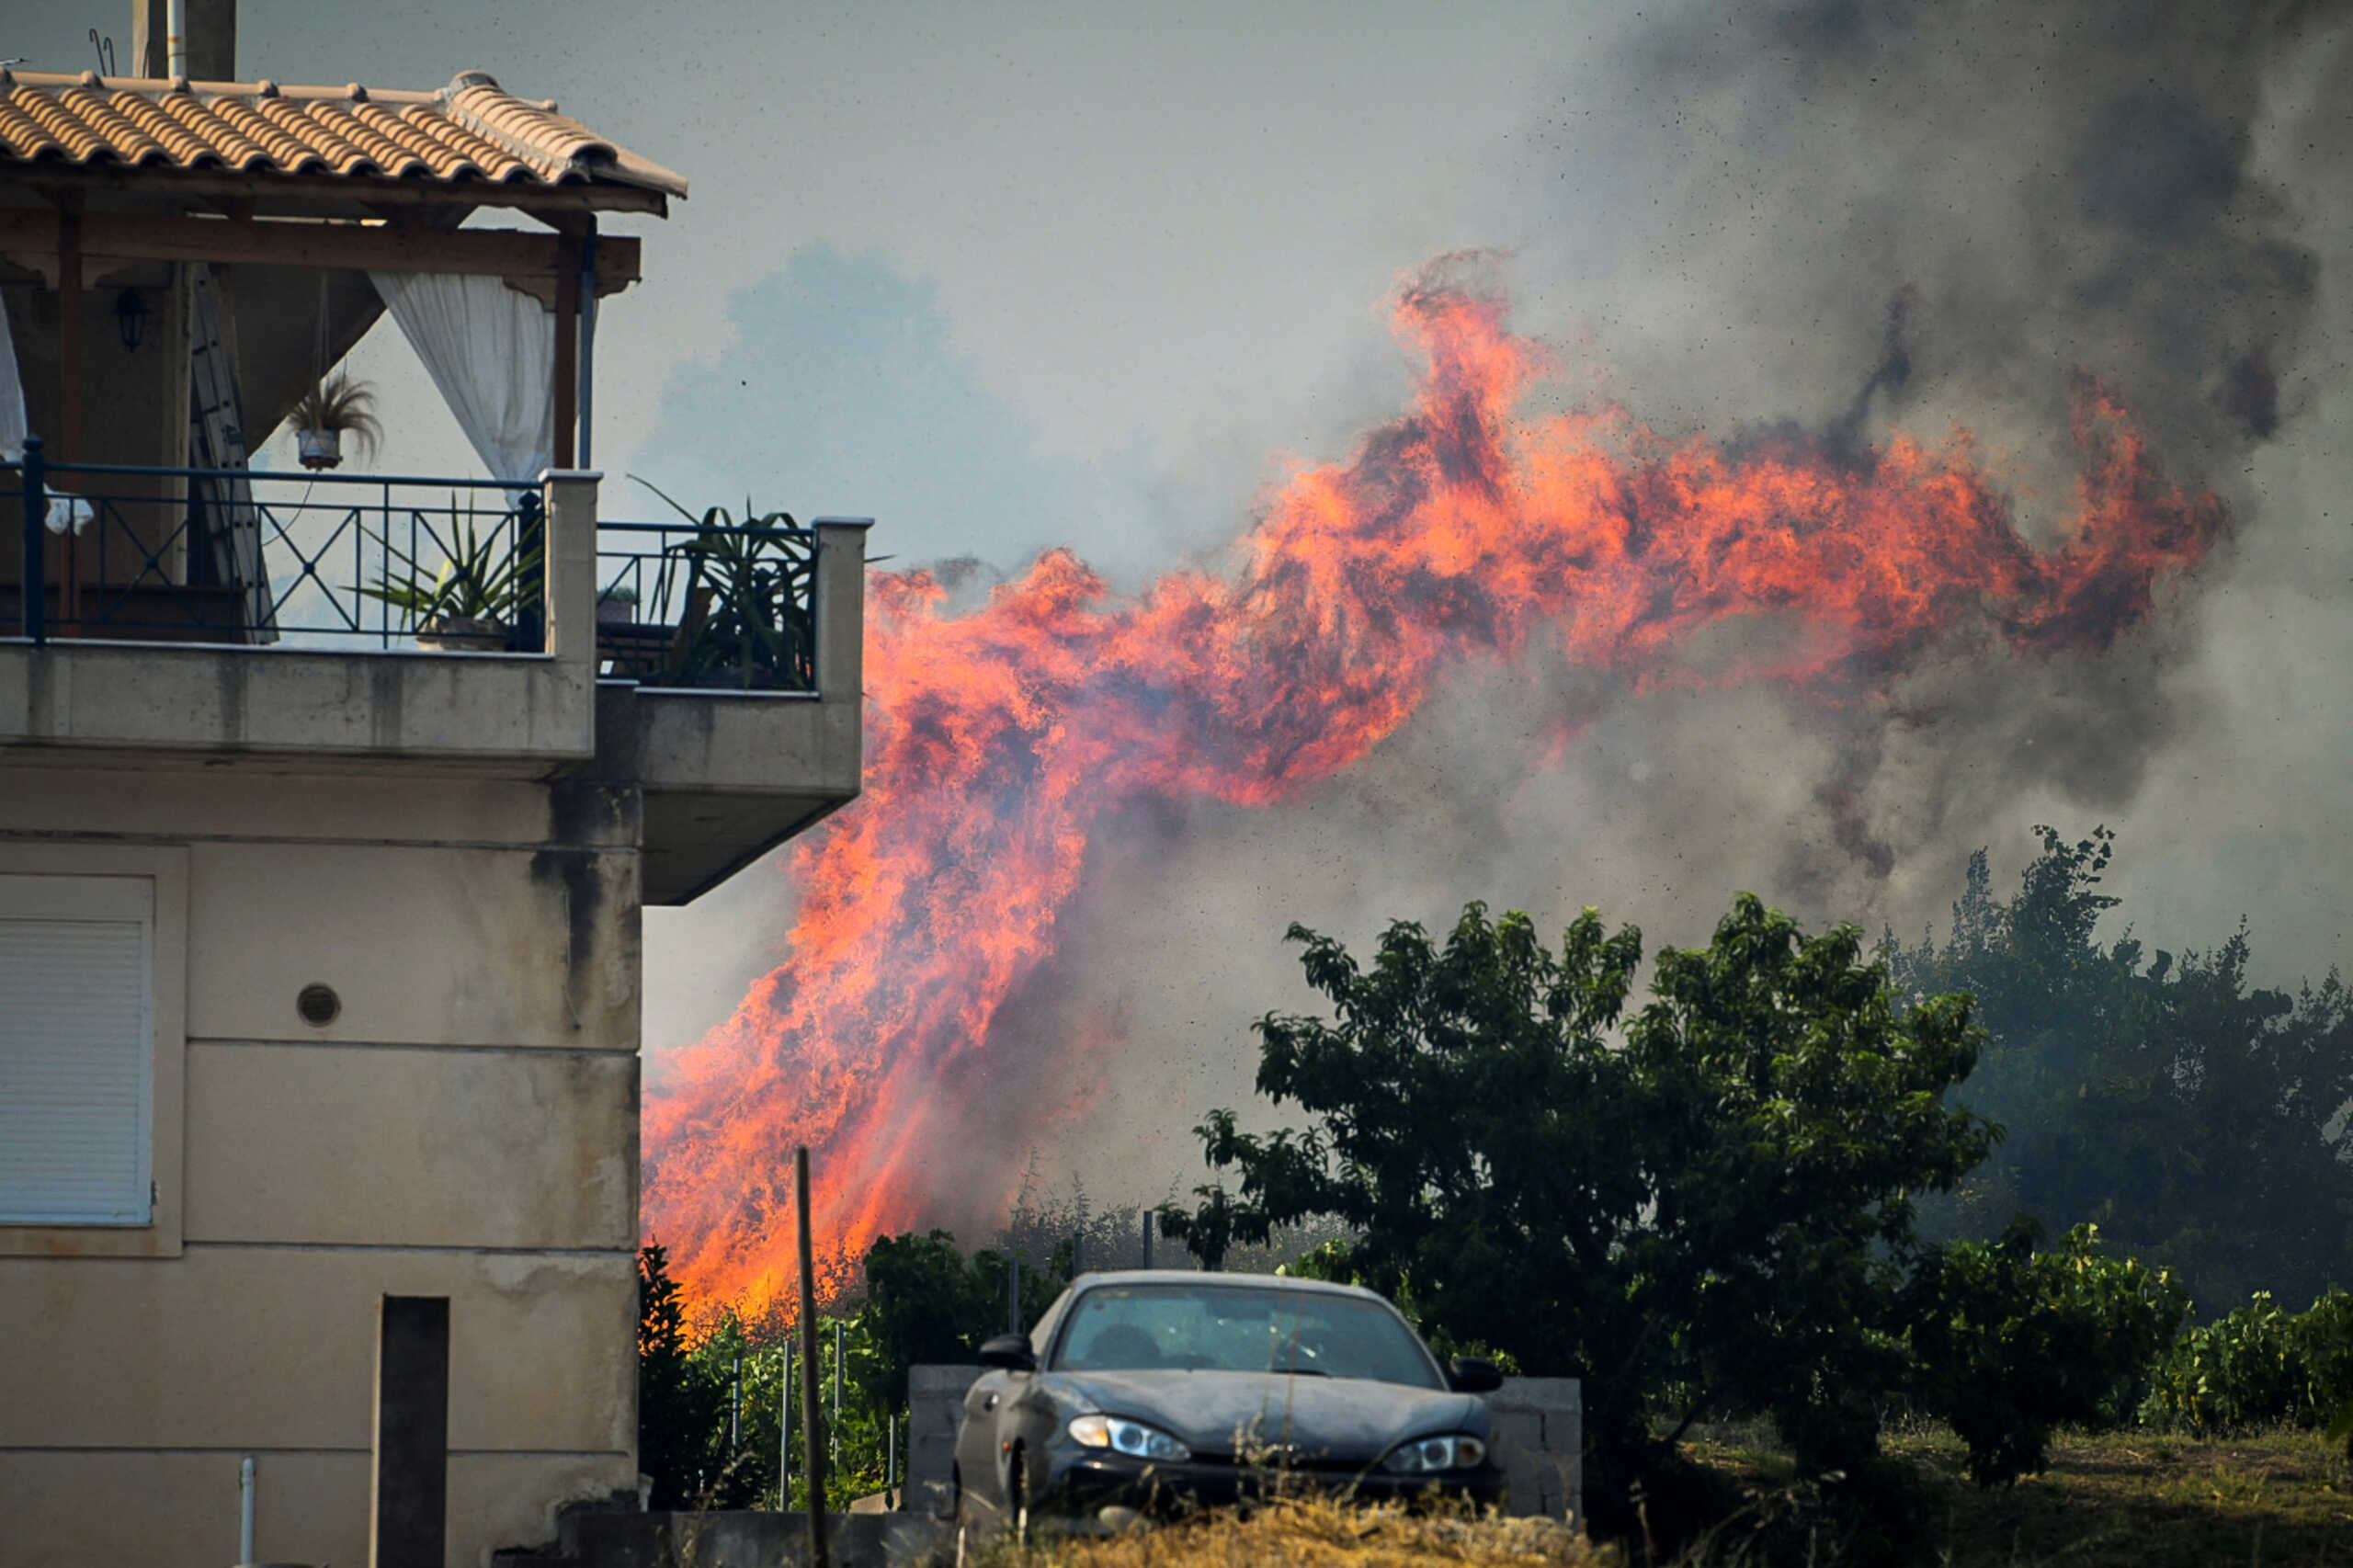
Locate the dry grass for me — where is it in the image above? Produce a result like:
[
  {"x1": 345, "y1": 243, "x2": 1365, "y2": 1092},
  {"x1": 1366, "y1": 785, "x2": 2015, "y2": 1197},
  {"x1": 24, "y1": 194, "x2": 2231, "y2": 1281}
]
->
[
  {"x1": 965, "y1": 1427, "x2": 2352, "y2": 1568},
  {"x1": 1673, "y1": 1422, "x2": 2353, "y2": 1567},
  {"x1": 987, "y1": 1497, "x2": 1612, "y2": 1568}
]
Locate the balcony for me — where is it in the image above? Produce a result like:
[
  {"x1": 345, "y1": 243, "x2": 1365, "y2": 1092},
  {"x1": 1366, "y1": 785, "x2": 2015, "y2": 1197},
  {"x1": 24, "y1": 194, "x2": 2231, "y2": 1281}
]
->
[{"x1": 0, "y1": 439, "x2": 865, "y2": 901}]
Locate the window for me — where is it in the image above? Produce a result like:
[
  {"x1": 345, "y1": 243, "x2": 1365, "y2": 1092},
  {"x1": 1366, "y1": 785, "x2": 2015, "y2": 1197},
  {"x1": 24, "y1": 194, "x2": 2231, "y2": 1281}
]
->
[
  {"x1": 1051, "y1": 1283, "x2": 1444, "y2": 1388},
  {"x1": 0, "y1": 846, "x2": 185, "y2": 1256},
  {"x1": 0, "y1": 875, "x2": 154, "y2": 1224}
]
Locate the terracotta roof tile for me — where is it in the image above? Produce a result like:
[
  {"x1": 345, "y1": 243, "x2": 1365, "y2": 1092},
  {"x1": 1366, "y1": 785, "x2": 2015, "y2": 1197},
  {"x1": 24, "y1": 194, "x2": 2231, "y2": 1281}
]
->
[{"x1": 0, "y1": 67, "x2": 687, "y2": 200}]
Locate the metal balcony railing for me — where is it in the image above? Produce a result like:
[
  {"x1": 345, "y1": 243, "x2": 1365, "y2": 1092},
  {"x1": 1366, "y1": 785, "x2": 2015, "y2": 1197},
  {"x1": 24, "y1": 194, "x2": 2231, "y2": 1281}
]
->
[
  {"x1": 4, "y1": 436, "x2": 545, "y2": 653},
  {"x1": 595, "y1": 516, "x2": 817, "y2": 693},
  {"x1": 4, "y1": 437, "x2": 826, "y2": 696}
]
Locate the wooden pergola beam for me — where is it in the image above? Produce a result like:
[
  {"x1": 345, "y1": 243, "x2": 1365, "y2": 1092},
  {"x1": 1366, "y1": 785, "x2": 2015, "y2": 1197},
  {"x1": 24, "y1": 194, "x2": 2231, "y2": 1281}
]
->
[{"x1": 0, "y1": 210, "x2": 641, "y2": 293}]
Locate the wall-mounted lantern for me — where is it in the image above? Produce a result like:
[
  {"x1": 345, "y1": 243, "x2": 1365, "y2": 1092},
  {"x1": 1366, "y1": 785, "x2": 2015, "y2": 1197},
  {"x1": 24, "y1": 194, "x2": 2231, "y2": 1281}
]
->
[{"x1": 115, "y1": 287, "x2": 149, "y2": 351}]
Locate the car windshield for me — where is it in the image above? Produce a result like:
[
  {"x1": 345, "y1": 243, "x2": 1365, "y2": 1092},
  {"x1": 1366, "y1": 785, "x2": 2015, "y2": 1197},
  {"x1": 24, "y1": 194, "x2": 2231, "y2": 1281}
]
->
[{"x1": 1051, "y1": 1283, "x2": 1442, "y2": 1388}]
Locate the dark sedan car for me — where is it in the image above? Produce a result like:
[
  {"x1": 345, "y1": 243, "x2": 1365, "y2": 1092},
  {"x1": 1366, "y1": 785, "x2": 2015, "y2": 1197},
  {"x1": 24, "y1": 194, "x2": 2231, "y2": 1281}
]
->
[{"x1": 951, "y1": 1269, "x2": 1506, "y2": 1537}]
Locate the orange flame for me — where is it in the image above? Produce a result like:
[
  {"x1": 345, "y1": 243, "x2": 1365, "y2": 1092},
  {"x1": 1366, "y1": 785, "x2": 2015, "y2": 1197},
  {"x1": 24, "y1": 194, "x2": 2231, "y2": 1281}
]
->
[{"x1": 642, "y1": 272, "x2": 2222, "y2": 1312}]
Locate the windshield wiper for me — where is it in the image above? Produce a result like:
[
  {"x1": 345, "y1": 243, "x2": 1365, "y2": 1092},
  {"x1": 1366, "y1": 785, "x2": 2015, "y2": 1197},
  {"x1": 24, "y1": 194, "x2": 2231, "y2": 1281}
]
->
[{"x1": 1270, "y1": 1366, "x2": 1329, "y2": 1376}]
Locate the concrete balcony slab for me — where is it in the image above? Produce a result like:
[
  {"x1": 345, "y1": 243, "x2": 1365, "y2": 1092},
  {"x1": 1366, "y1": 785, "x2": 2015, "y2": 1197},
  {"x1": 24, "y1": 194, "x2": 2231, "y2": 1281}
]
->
[{"x1": 0, "y1": 641, "x2": 594, "y2": 774}]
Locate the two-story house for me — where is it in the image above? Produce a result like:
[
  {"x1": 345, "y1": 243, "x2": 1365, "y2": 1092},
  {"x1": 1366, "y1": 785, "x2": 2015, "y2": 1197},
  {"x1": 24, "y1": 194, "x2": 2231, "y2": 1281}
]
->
[{"x1": 0, "y1": 13, "x2": 862, "y2": 1564}]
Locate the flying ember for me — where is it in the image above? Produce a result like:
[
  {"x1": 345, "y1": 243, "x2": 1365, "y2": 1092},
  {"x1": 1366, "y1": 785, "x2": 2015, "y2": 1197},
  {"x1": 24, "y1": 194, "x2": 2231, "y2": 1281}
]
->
[{"x1": 641, "y1": 269, "x2": 2222, "y2": 1312}]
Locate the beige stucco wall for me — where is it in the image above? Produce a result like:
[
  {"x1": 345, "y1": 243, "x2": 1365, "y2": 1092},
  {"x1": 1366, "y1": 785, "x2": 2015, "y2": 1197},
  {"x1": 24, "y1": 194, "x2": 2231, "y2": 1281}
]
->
[{"x1": 0, "y1": 764, "x2": 643, "y2": 1566}]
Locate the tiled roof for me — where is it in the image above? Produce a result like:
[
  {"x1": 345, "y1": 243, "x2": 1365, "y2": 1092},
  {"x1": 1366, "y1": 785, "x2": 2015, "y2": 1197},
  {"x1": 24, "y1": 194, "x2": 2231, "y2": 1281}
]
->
[{"x1": 0, "y1": 68, "x2": 687, "y2": 199}]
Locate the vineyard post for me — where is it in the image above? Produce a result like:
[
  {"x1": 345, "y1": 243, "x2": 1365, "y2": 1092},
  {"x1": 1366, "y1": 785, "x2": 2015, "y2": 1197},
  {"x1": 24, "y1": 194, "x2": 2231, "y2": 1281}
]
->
[
  {"x1": 797, "y1": 1145, "x2": 828, "y2": 1568},
  {"x1": 779, "y1": 1342, "x2": 793, "y2": 1508}
]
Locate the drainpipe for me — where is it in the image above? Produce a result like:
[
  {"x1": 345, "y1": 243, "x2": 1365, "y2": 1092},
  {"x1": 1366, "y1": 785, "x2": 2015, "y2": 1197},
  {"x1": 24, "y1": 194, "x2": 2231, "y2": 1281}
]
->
[
  {"x1": 165, "y1": 0, "x2": 188, "y2": 77},
  {"x1": 575, "y1": 226, "x2": 598, "y2": 468},
  {"x1": 237, "y1": 1454, "x2": 255, "y2": 1564}
]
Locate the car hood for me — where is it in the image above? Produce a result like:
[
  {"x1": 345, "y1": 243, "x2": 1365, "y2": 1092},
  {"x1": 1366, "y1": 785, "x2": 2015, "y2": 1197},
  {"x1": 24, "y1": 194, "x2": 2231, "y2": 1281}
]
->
[{"x1": 1046, "y1": 1369, "x2": 1483, "y2": 1463}]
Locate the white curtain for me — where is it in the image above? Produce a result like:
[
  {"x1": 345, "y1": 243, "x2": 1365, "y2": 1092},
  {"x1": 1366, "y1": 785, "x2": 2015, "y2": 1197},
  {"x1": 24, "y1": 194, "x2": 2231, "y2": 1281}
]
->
[
  {"x1": 0, "y1": 297, "x2": 89, "y2": 532},
  {"x1": 0, "y1": 290, "x2": 27, "y2": 457},
  {"x1": 368, "y1": 272, "x2": 558, "y2": 485}
]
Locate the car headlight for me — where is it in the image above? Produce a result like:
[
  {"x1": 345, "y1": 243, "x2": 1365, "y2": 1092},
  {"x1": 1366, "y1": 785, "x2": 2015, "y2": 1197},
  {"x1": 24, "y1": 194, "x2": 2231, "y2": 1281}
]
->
[
  {"x1": 1380, "y1": 1433, "x2": 1487, "y2": 1474},
  {"x1": 1069, "y1": 1413, "x2": 1192, "y2": 1461}
]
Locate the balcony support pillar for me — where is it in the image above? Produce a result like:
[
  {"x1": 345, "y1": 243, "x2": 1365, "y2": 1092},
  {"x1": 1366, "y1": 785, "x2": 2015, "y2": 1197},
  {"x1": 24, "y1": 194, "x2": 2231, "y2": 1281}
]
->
[
  {"x1": 811, "y1": 518, "x2": 871, "y2": 710},
  {"x1": 541, "y1": 471, "x2": 600, "y2": 693}
]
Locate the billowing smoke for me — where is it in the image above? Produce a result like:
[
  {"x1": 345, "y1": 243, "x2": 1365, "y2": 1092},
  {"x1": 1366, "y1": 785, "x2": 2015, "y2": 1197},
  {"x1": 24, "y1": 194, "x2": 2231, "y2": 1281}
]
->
[
  {"x1": 1477, "y1": 0, "x2": 2318, "y2": 889},
  {"x1": 642, "y1": 0, "x2": 2353, "y2": 1302}
]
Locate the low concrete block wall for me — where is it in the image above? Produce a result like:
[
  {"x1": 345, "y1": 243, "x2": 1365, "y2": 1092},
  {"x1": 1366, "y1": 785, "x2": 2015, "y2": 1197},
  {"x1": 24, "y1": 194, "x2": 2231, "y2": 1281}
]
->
[
  {"x1": 904, "y1": 1365, "x2": 1581, "y2": 1526},
  {"x1": 906, "y1": 1363, "x2": 980, "y2": 1517},
  {"x1": 1486, "y1": 1377, "x2": 1583, "y2": 1528},
  {"x1": 560, "y1": 1510, "x2": 949, "y2": 1568}
]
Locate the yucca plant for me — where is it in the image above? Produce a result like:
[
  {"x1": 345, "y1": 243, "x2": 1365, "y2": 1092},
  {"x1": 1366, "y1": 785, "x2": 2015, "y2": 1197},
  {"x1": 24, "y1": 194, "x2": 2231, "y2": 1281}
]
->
[{"x1": 631, "y1": 476, "x2": 817, "y2": 691}]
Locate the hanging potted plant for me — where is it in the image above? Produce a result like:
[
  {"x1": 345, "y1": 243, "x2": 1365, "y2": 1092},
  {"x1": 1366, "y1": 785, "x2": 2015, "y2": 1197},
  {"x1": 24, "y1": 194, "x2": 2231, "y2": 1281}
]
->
[
  {"x1": 290, "y1": 371, "x2": 381, "y2": 471},
  {"x1": 356, "y1": 516, "x2": 542, "y2": 651}
]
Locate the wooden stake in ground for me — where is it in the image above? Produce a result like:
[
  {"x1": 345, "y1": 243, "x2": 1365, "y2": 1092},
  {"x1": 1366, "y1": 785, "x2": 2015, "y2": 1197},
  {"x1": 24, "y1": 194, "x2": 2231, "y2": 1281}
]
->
[{"x1": 798, "y1": 1145, "x2": 829, "y2": 1568}]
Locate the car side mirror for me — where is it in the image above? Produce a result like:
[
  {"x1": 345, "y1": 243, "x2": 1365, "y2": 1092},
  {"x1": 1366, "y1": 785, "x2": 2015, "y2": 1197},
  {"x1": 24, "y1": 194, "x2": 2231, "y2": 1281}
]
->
[
  {"x1": 978, "y1": 1333, "x2": 1037, "y2": 1372},
  {"x1": 1449, "y1": 1355, "x2": 1504, "y2": 1393}
]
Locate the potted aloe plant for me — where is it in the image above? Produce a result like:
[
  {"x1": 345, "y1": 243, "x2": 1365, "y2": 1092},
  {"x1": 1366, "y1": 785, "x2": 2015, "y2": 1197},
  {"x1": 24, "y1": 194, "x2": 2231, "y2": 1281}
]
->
[
  {"x1": 356, "y1": 516, "x2": 542, "y2": 650},
  {"x1": 290, "y1": 371, "x2": 381, "y2": 471}
]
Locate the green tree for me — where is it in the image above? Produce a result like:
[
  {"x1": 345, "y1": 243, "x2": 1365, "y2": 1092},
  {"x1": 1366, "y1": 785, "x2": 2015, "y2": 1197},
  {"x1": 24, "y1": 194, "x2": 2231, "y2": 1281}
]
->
[
  {"x1": 857, "y1": 1230, "x2": 1068, "y2": 1411},
  {"x1": 637, "y1": 1243, "x2": 727, "y2": 1508},
  {"x1": 1160, "y1": 895, "x2": 1997, "y2": 1508},
  {"x1": 1889, "y1": 827, "x2": 2353, "y2": 1313}
]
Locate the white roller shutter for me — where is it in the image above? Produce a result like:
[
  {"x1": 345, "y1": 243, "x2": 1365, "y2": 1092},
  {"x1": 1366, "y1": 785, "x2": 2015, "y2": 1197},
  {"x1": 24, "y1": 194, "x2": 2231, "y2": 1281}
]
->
[{"x1": 0, "y1": 875, "x2": 153, "y2": 1225}]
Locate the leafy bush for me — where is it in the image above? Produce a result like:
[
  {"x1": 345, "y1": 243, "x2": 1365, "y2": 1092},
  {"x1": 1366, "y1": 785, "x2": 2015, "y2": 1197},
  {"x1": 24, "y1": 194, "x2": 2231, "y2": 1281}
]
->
[
  {"x1": 2147, "y1": 1287, "x2": 2353, "y2": 1433},
  {"x1": 1906, "y1": 1220, "x2": 2188, "y2": 1484}
]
